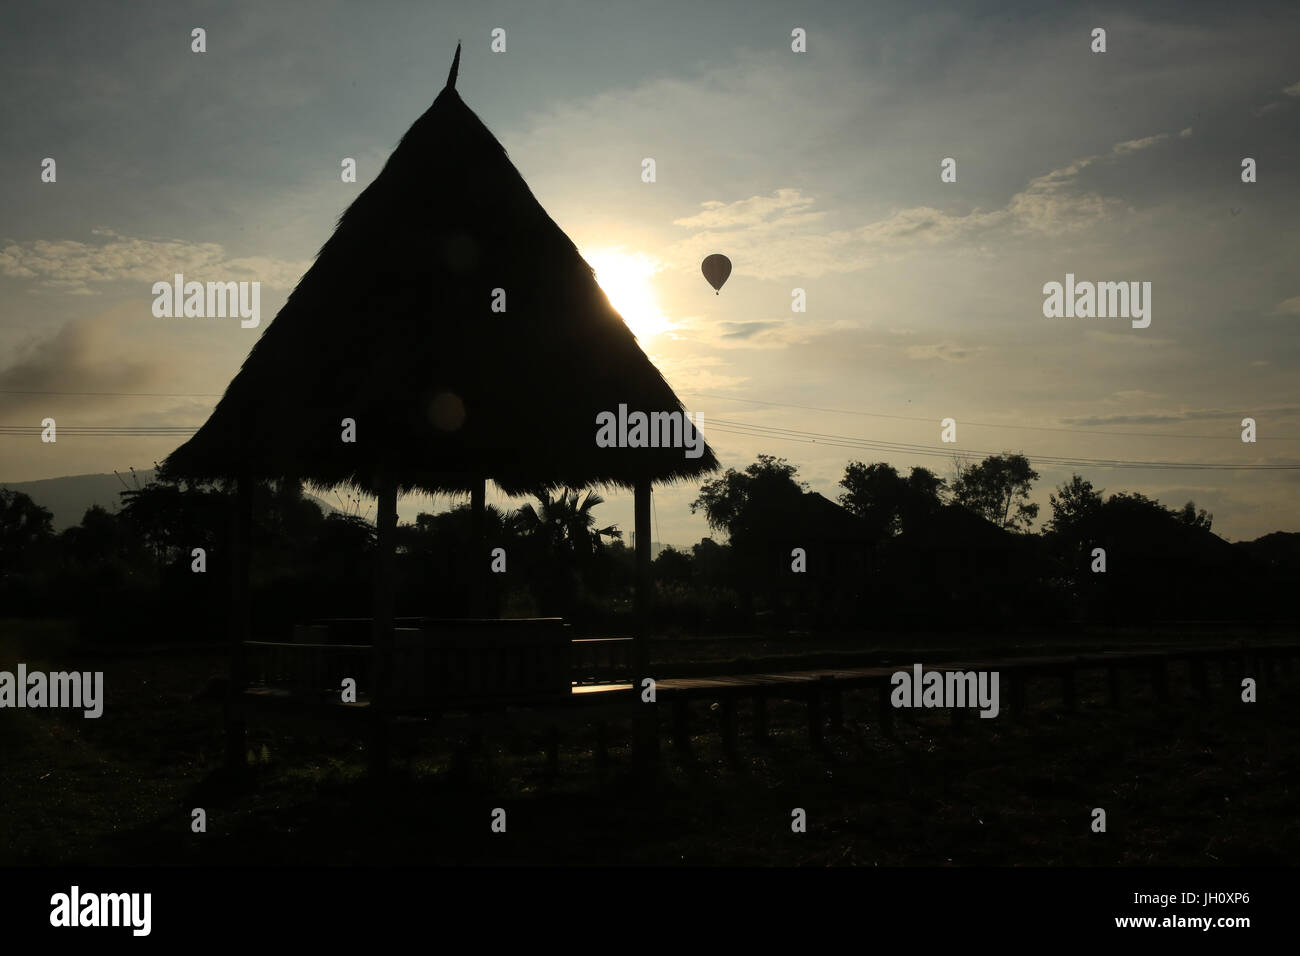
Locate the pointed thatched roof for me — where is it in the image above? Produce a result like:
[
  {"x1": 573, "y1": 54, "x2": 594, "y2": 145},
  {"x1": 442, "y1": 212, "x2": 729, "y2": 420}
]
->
[{"x1": 164, "y1": 46, "x2": 717, "y2": 497}]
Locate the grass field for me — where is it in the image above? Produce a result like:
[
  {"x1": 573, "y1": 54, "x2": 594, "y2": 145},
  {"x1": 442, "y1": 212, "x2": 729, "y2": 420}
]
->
[{"x1": 2, "y1": 618, "x2": 1297, "y2": 866}]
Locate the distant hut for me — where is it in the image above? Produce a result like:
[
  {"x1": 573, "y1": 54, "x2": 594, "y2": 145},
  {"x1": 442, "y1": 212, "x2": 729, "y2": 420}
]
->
[
  {"x1": 883, "y1": 504, "x2": 1028, "y2": 628},
  {"x1": 756, "y1": 492, "x2": 871, "y2": 628},
  {"x1": 163, "y1": 46, "x2": 717, "y2": 766}
]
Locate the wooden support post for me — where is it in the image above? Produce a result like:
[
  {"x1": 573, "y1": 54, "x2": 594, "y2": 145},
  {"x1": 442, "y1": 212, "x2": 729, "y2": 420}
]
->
[
  {"x1": 720, "y1": 698, "x2": 737, "y2": 756},
  {"x1": 471, "y1": 477, "x2": 487, "y2": 617},
  {"x1": 368, "y1": 478, "x2": 398, "y2": 777},
  {"x1": 1061, "y1": 667, "x2": 1077, "y2": 712},
  {"x1": 754, "y1": 694, "x2": 769, "y2": 744},
  {"x1": 878, "y1": 681, "x2": 894, "y2": 736},
  {"x1": 633, "y1": 478, "x2": 652, "y2": 679},
  {"x1": 950, "y1": 702, "x2": 968, "y2": 729},
  {"x1": 632, "y1": 478, "x2": 657, "y2": 768},
  {"x1": 1107, "y1": 665, "x2": 1122, "y2": 708},
  {"x1": 1009, "y1": 673, "x2": 1027, "y2": 719},
  {"x1": 1150, "y1": 659, "x2": 1169, "y2": 702},
  {"x1": 672, "y1": 699, "x2": 690, "y2": 752},
  {"x1": 823, "y1": 676, "x2": 843, "y2": 729},
  {"x1": 1190, "y1": 657, "x2": 1209, "y2": 699},
  {"x1": 951, "y1": 686, "x2": 970, "y2": 729},
  {"x1": 808, "y1": 690, "x2": 824, "y2": 748},
  {"x1": 639, "y1": 699, "x2": 660, "y2": 764},
  {"x1": 224, "y1": 472, "x2": 253, "y2": 771}
]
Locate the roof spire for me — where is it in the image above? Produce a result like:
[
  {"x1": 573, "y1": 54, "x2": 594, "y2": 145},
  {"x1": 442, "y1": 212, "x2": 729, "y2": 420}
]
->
[{"x1": 447, "y1": 42, "x2": 461, "y2": 90}]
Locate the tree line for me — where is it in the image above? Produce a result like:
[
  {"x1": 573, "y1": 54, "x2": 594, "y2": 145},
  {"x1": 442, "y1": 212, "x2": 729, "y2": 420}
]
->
[{"x1": 0, "y1": 450, "x2": 1294, "y2": 640}]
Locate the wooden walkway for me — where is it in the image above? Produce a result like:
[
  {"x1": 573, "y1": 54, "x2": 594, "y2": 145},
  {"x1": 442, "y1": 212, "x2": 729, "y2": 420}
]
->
[{"x1": 240, "y1": 638, "x2": 1300, "y2": 769}]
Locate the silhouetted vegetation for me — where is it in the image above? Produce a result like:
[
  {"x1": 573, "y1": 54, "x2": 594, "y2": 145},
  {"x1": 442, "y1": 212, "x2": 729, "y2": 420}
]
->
[{"x1": 1, "y1": 450, "x2": 1295, "y2": 643}]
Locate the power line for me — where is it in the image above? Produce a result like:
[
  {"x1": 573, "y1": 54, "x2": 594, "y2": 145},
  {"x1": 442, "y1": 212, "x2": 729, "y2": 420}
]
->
[
  {"x1": 680, "y1": 390, "x2": 1300, "y2": 442},
  {"x1": 0, "y1": 428, "x2": 196, "y2": 436},
  {"x1": 0, "y1": 426, "x2": 196, "y2": 435},
  {"x1": 2, "y1": 418, "x2": 1295, "y2": 470},
  {"x1": 8, "y1": 384, "x2": 1293, "y2": 443},
  {"x1": 0, "y1": 389, "x2": 222, "y2": 397},
  {"x1": 702, "y1": 418, "x2": 1300, "y2": 471}
]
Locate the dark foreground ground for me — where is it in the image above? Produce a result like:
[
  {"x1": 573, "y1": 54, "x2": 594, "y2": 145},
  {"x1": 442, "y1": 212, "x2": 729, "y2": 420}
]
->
[{"x1": 2, "y1": 618, "x2": 1297, "y2": 866}]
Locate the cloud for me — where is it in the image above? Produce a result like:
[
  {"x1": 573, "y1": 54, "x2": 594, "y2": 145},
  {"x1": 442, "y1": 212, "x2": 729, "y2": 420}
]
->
[
  {"x1": 650, "y1": 352, "x2": 749, "y2": 393},
  {"x1": 0, "y1": 228, "x2": 311, "y2": 294},
  {"x1": 0, "y1": 320, "x2": 165, "y2": 411},
  {"x1": 717, "y1": 321, "x2": 780, "y2": 340},
  {"x1": 1082, "y1": 330, "x2": 1174, "y2": 348},
  {"x1": 1111, "y1": 389, "x2": 1165, "y2": 402},
  {"x1": 1271, "y1": 295, "x2": 1300, "y2": 315},
  {"x1": 1112, "y1": 133, "x2": 1168, "y2": 155},
  {"x1": 672, "y1": 189, "x2": 819, "y2": 230},
  {"x1": 904, "y1": 341, "x2": 985, "y2": 362},
  {"x1": 1003, "y1": 158, "x2": 1117, "y2": 233},
  {"x1": 668, "y1": 314, "x2": 846, "y2": 351},
  {"x1": 1062, "y1": 405, "x2": 1300, "y2": 427},
  {"x1": 668, "y1": 195, "x2": 991, "y2": 279},
  {"x1": 1283, "y1": 81, "x2": 1300, "y2": 97},
  {"x1": 667, "y1": 129, "x2": 1182, "y2": 278}
]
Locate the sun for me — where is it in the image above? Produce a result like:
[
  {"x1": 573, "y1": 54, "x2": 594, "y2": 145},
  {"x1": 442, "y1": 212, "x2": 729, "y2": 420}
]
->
[{"x1": 583, "y1": 247, "x2": 670, "y2": 340}]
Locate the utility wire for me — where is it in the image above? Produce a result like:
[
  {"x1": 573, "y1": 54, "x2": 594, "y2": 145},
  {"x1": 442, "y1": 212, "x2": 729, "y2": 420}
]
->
[
  {"x1": 0, "y1": 389, "x2": 222, "y2": 397},
  {"x1": 3, "y1": 416, "x2": 1296, "y2": 470},
  {"x1": 8, "y1": 385, "x2": 1294, "y2": 442},
  {"x1": 680, "y1": 390, "x2": 1300, "y2": 442},
  {"x1": 702, "y1": 419, "x2": 1299, "y2": 471}
]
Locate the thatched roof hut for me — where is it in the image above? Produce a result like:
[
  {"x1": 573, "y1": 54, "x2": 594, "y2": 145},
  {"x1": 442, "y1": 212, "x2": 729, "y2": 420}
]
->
[
  {"x1": 173, "y1": 46, "x2": 718, "y2": 772},
  {"x1": 164, "y1": 45, "x2": 716, "y2": 496}
]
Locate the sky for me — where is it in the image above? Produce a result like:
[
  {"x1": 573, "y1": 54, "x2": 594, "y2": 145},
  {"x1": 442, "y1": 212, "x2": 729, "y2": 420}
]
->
[{"x1": 2, "y1": 0, "x2": 1298, "y2": 546}]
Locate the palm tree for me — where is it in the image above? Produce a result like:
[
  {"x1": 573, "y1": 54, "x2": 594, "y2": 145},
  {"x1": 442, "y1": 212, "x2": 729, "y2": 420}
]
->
[
  {"x1": 515, "y1": 489, "x2": 621, "y2": 562},
  {"x1": 514, "y1": 489, "x2": 621, "y2": 615}
]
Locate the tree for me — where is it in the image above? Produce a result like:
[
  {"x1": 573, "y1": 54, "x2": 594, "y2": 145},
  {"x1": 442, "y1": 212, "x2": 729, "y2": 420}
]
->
[
  {"x1": 951, "y1": 453, "x2": 1040, "y2": 531},
  {"x1": 515, "y1": 489, "x2": 621, "y2": 562},
  {"x1": 1176, "y1": 500, "x2": 1213, "y2": 532},
  {"x1": 403, "y1": 502, "x2": 516, "y2": 556},
  {"x1": 514, "y1": 489, "x2": 621, "y2": 615},
  {"x1": 652, "y1": 545, "x2": 694, "y2": 586},
  {"x1": 690, "y1": 454, "x2": 806, "y2": 541},
  {"x1": 691, "y1": 537, "x2": 732, "y2": 587},
  {"x1": 691, "y1": 455, "x2": 811, "y2": 616},
  {"x1": 838, "y1": 462, "x2": 904, "y2": 538},
  {"x1": 1045, "y1": 474, "x2": 1103, "y2": 535},
  {"x1": 839, "y1": 461, "x2": 947, "y2": 538},
  {"x1": 61, "y1": 504, "x2": 142, "y2": 568},
  {"x1": 903, "y1": 466, "x2": 947, "y2": 513},
  {"x1": 0, "y1": 489, "x2": 54, "y2": 575}
]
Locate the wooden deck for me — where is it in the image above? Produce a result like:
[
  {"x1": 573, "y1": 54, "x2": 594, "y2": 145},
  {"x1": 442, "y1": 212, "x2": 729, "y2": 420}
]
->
[{"x1": 237, "y1": 638, "x2": 1299, "y2": 767}]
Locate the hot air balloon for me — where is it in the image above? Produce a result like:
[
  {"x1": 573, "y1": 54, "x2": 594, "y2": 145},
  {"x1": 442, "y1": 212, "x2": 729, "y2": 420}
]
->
[{"x1": 701, "y1": 254, "x2": 732, "y2": 295}]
